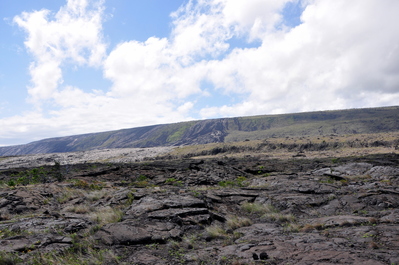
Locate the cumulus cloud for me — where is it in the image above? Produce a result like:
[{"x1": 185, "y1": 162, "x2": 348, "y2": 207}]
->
[
  {"x1": 13, "y1": 0, "x2": 106, "y2": 103},
  {"x1": 198, "y1": 0, "x2": 399, "y2": 117},
  {"x1": 102, "y1": 36, "x2": 204, "y2": 123},
  {"x1": 2, "y1": 0, "x2": 399, "y2": 145},
  {"x1": 169, "y1": 0, "x2": 291, "y2": 62}
]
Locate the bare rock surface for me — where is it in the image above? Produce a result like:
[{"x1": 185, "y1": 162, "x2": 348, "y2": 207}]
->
[
  {"x1": 0, "y1": 146, "x2": 174, "y2": 169},
  {"x1": 0, "y1": 153, "x2": 398, "y2": 264}
]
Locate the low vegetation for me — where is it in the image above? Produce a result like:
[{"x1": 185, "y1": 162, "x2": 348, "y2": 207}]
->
[
  {"x1": 162, "y1": 131, "x2": 399, "y2": 160},
  {"x1": 241, "y1": 202, "x2": 278, "y2": 215}
]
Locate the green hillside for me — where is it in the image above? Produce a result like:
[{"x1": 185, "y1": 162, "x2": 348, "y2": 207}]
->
[{"x1": 0, "y1": 106, "x2": 398, "y2": 156}]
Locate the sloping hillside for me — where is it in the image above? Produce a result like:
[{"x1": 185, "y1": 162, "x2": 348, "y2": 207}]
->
[{"x1": 1, "y1": 106, "x2": 398, "y2": 156}]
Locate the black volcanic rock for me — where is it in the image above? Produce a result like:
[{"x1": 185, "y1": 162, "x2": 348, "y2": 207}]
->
[
  {"x1": 0, "y1": 154, "x2": 399, "y2": 264},
  {"x1": 259, "y1": 252, "x2": 269, "y2": 260}
]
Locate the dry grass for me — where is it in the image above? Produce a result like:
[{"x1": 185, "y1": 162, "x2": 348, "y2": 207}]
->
[
  {"x1": 240, "y1": 202, "x2": 295, "y2": 223},
  {"x1": 29, "y1": 237, "x2": 121, "y2": 265},
  {"x1": 261, "y1": 212, "x2": 296, "y2": 223},
  {"x1": 164, "y1": 132, "x2": 399, "y2": 160},
  {"x1": 300, "y1": 223, "x2": 324, "y2": 232},
  {"x1": 0, "y1": 209, "x2": 11, "y2": 221},
  {"x1": 284, "y1": 223, "x2": 302, "y2": 232},
  {"x1": 226, "y1": 216, "x2": 253, "y2": 230},
  {"x1": 89, "y1": 206, "x2": 123, "y2": 225},
  {"x1": 65, "y1": 204, "x2": 92, "y2": 214},
  {"x1": 206, "y1": 225, "x2": 226, "y2": 238},
  {"x1": 368, "y1": 241, "x2": 379, "y2": 249},
  {"x1": 84, "y1": 190, "x2": 109, "y2": 201},
  {"x1": 368, "y1": 217, "x2": 378, "y2": 224},
  {"x1": 56, "y1": 188, "x2": 85, "y2": 203},
  {"x1": 241, "y1": 202, "x2": 277, "y2": 215}
]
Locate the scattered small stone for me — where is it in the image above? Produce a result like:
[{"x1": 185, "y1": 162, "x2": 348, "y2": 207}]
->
[
  {"x1": 259, "y1": 252, "x2": 269, "y2": 260},
  {"x1": 252, "y1": 253, "x2": 259, "y2": 260}
]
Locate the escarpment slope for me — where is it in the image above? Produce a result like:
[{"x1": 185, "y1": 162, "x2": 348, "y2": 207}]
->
[{"x1": 1, "y1": 106, "x2": 398, "y2": 156}]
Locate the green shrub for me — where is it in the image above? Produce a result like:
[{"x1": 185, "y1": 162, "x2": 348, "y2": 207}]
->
[
  {"x1": 131, "y1": 175, "x2": 151, "y2": 187},
  {"x1": 53, "y1": 160, "x2": 65, "y2": 182},
  {"x1": 137, "y1": 175, "x2": 147, "y2": 181},
  {"x1": 7, "y1": 179, "x2": 16, "y2": 187},
  {"x1": 218, "y1": 176, "x2": 248, "y2": 187},
  {"x1": 72, "y1": 180, "x2": 104, "y2": 190},
  {"x1": 9, "y1": 167, "x2": 48, "y2": 186},
  {"x1": 165, "y1": 178, "x2": 183, "y2": 186}
]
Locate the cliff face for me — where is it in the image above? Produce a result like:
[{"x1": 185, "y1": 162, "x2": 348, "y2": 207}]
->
[
  {"x1": 1, "y1": 106, "x2": 399, "y2": 156},
  {"x1": 173, "y1": 119, "x2": 228, "y2": 146}
]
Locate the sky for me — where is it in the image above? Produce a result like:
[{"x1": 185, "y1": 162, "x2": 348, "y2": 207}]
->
[{"x1": 1, "y1": 0, "x2": 399, "y2": 146}]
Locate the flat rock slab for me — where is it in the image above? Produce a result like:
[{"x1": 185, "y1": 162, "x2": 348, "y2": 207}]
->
[
  {"x1": 367, "y1": 166, "x2": 399, "y2": 179},
  {"x1": 212, "y1": 190, "x2": 259, "y2": 198},
  {"x1": 332, "y1": 163, "x2": 373, "y2": 176},
  {"x1": 96, "y1": 223, "x2": 153, "y2": 245},
  {"x1": 128, "y1": 253, "x2": 166, "y2": 265},
  {"x1": 163, "y1": 195, "x2": 205, "y2": 208},
  {"x1": 148, "y1": 208, "x2": 209, "y2": 219},
  {"x1": 0, "y1": 217, "x2": 90, "y2": 234},
  {"x1": 96, "y1": 221, "x2": 181, "y2": 245},
  {"x1": 125, "y1": 195, "x2": 205, "y2": 217},
  {"x1": 311, "y1": 215, "x2": 372, "y2": 227},
  {"x1": 0, "y1": 238, "x2": 32, "y2": 252},
  {"x1": 380, "y1": 209, "x2": 399, "y2": 223}
]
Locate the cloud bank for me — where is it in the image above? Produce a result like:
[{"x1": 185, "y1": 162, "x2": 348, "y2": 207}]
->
[{"x1": 2, "y1": 0, "x2": 399, "y2": 145}]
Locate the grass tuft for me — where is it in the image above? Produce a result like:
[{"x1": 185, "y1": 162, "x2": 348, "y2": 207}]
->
[
  {"x1": 206, "y1": 225, "x2": 226, "y2": 239},
  {"x1": 261, "y1": 212, "x2": 296, "y2": 223},
  {"x1": 226, "y1": 216, "x2": 253, "y2": 230},
  {"x1": 241, "y1": 202, "x2": 277, "y2": 214},
  {"x1": 89, "y1": 206, "x2": 123, "y2": 225}
]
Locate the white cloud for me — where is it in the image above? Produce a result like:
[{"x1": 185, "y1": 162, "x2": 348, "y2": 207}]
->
[
  {"x1": 169, "y1": 0, "x2": 292, "y2": 63},
  {"x1": 177, "y1": 101, "x2": 194, "y2": 113},
  {"x1": 28, "y1": 60, "x2": 63, "y2": 101},
  {"x1": 2, "y1": 0, "x2": 399, "y2": 146},
  {"x1": 199, "y1": 0, "x2": 399, "y2": 117},
  {"x1": 13, "y1": 0, "x2": 106, "y2": 103},
  {"x1": 220, "y1": 0, "x2": 290, "y2": 39},
  {"x1": 103, "y1": 36, "x2": 204, "y2": 114}
]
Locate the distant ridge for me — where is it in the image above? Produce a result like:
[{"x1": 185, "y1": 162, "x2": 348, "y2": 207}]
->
[{"x1": 1, "y1": 106, "x2": 398, "y2": 156}]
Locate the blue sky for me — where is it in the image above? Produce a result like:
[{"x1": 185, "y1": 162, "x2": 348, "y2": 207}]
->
[{"x1": 1, "y1": 0, "x2": 399, "y2": 146}]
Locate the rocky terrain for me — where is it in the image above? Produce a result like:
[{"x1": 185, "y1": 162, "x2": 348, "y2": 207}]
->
[
  {"x1": 1, "y1": 149, "x2": 399, "y2": 264},
  {"x1": 0, "y1": 147, "x2": 173, "y2": 170}
]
